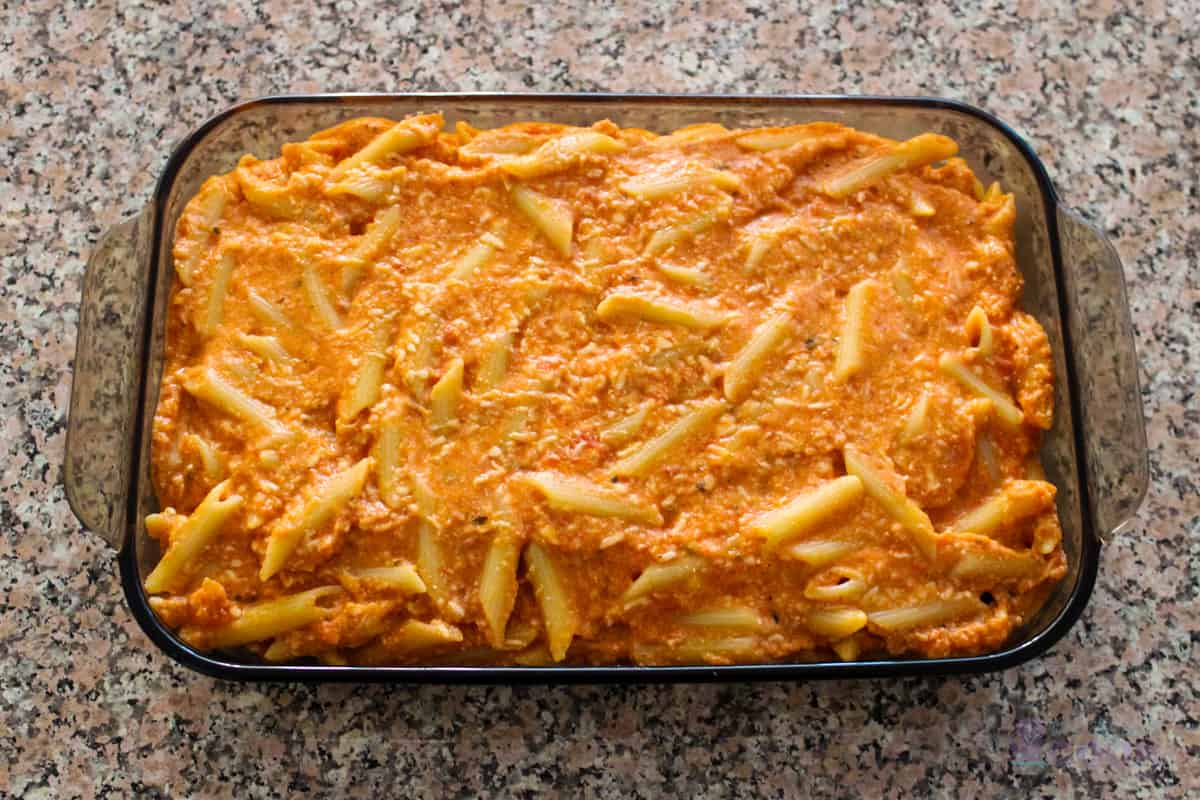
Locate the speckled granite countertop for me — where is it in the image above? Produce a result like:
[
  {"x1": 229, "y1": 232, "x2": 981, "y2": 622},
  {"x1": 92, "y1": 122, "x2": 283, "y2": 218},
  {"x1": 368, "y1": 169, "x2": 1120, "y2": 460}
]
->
[{"x1": 2, "y1": 1, "x2": 1196, "y2": 797}]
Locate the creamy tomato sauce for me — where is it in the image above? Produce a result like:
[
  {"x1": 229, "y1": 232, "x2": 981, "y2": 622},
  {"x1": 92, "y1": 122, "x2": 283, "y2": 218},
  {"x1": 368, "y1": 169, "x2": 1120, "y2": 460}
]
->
[{"x1": 148, "y1": 114, "x2": 1066, "y2": 665}]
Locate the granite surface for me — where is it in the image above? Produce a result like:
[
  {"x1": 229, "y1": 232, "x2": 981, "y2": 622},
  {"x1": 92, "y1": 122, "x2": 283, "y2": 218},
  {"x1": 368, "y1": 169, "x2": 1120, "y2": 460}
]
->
[{"x1": 2, "y1": 1, "x2": 1197, "y2": 797}]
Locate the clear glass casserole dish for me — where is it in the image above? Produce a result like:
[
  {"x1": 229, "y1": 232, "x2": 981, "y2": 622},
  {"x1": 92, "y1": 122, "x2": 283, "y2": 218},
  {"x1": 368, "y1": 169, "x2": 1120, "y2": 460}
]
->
[{"x1": 65, "y1": 93, "x2": 1148, "y2": 683}]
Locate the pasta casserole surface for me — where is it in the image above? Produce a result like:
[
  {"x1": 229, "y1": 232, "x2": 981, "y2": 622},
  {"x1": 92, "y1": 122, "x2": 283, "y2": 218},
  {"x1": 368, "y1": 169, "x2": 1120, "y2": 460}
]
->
[{"x1": 147, "y1": 113, "x2": 1066, "y2": 666}]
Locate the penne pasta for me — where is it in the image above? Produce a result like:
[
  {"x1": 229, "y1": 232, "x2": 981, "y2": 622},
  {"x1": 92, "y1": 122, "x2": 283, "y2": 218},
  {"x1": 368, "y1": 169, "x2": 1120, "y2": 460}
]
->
[
  {"x1": 784, "y1": 539, "x2": 859, "y2": 568},
  {"x1": 519, "y1": 471, "x2": 663, "y2": 525},
  {"x1": 176, "y1": 179, "x2": 230, "y2": 286},
  {"x1": 621, "y1": 164, "x2": 741, "y2": 200},
  {"x1": 326, "y1": 114, "x2": 441, "y2": 183},
  {"x1": 596, "y1": 293, "x2": 730, "y2": 331},
  {"x1": 429, "y1": 357, "x2": 465, "y2": 429},
  {"x1": 748, "y1": 475, "x2": 864, "y2": 551},
  {"x1": 259, "y1": 458, "x2": 373, "y2": 580},
  {"x1": 381, "y1": 619, "x2": 464, "y2": 651},
  {"x1": 343, "y1": 563, "x2": 426, "y2": 594},
  {"x1": 373, "y1": 414, "x2": 405, "y2": 509},
  {"x1": 143, "y1": 480, "x2": 242, "y2": 593},
  {"x1": 183, "y1": 433, "x2": 226, "y2": 484},
  {"x1": 245, "y1": 288, "x2": 294, "y2": 331},
  {"x1": 867, "y1": 595, "x2": 985, "y2": 632},
  {"x1": 302, "y1": 260, "x2": 342, "y2": 329},
  {"x1": 723, "y1": 311, "x2": 793, "y2": 403},
  {"x1": 899, "y1": 391, "x2": 931, "y2": 443},
  {"x1": 965, "y1": 306, "x2": 994, "y2": 357},
  {"x1": 201, "y1": 252, "x2": 236, "y2": 337},
  {"x1": 678, "y1": 607, "x2": 766, "y2": 632},
  {"x1": 235, "y1": 332, "x2": 292, "y2": 364},
  {"x1": 479, "y1": 531, "x2": 523, "y2": 647},
  {"x1": 200, "y1": 586, "x2": 342, "y2": 649},
  {"x1": 611, "y1": 400, "x2": 726, "y2": 477},
  {"x1": 736, "y1": 125, "x2": 832, "y2": 152},
  {"x1": 501, "y1": 129, "x2": 627, "y2": 179},
  {"x1": 511, "y1": 184, "x2": 573, "y2": 256},
  {"x1": 939, "y1": 354, "x2": 1024, "y2": 427},
  {"x1": 843, "y1": 445, "x2": 938, "y2": 561},
  {"x1": 619, "y1": 554, "x2": 705, "y2": 606},
  {"x1": 833, "y1": 279, "x2": 874, "y2": 382},
  {"x1": 643, "y1": 195, "x2": 733, "y2": 257},
  {"x1": 444, "y1": 239, "x2": 497, "y2": 283},
  {"x1": 475, "y1": 330, "x2": 514, "y2": 392},
  {"x1": 804, "y1": 566, "x2": 868, "y2": 601},
  {"x1": 525, "y1": 541, "x2": 577, "y2": 662},
  {"x1": 344, "y1": 206, "x2": 403, "y2": 294},
  {"x1": 948, "y1": 547, "x2": 1043, "y2": 581},
  {"x1": 822, "y1": 133, "x2": 958, "y2": 198},
  {"x1": 599, "y1": 405, "x2": 651, "y2": 447},
  {"x1": 182, "y1": 367, "x2": 292, "y2": 443},
  {"x1": 950, "y1": 480, "x2": 1056, "y2": 538},
  {"x1": 338, "y1": 321, "x2": 393, "y2": 423},
  {"x1": 807, "y1": 607, "x2": 868, "y2": 639},
  {"x1": 656, "y1": 263, "x2": 711, "y2": 287}
]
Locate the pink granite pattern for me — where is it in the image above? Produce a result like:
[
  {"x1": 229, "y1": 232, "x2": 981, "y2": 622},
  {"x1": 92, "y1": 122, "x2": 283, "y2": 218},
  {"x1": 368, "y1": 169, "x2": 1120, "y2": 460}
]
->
[{"x1": 1, "y1": 0, "x2": 1197, "y2": 797}]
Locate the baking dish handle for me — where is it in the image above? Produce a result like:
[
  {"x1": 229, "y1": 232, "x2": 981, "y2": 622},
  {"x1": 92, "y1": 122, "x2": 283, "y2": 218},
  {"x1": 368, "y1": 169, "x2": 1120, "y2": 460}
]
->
[
  {"x1": 1056, "y1": 207, "x2": 1149, "y2": 542},
  {"x1": 65, "y1": 208, "x2": 154, "y2": 549}
]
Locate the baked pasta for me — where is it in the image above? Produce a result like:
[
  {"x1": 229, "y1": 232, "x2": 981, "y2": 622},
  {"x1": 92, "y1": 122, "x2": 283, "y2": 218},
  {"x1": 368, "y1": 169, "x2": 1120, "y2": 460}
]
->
[{"x1": 146, "y1": 113, "x2": 1066, "y2": 665}]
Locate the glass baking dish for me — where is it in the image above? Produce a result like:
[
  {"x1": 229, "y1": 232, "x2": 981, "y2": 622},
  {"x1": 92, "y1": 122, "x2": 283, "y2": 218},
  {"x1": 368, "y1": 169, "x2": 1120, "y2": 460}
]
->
[{"x1": 65, "y1": 93, "x2": 1148, "y2": 683}]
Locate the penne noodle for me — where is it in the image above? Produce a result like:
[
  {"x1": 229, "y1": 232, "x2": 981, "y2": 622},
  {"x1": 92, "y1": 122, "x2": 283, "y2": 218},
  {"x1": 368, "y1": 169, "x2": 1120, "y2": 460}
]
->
[
  {"x1": 302, "y1": 260, "x2": 342, "y2": 330},
  {"x1": 596, "y1": 293, "x2": 730, "y2": 331},
  {"x1": 611, "y1": 399, "x2": 726, "y2": 477},
  {"x1": 736, "y1": 125, "x2": 832, "y2": 152},
  {"x1": 479, "y1": 531, "x2": 523, "y2": 647},
  {"x1": 182, "y1": 367, "x2": 292, "y2": 443},
  {"x1": 511, "y1": 184, "x2": 573, "y2": 256},
  {"x1": 344, "y1": 563, "x2": 426, "y2": 594},
  {"x1": 143, "y1": 480, "x2": 242, "y2": 594},
  {"x1": 525, "y1": 541, "x2": 577, "y2": 662},
  {"x1": 201, "y1": 252, "x2": 236, "y2": 337},
  {"x1": 599, "y1": 405, "x2": 651, "y2": 447},
  {"x1": 804, "y1": 566, "x2": 868, "y2": 601},
  {"x1": 749, "y1": 476, "x2": 864, "y2": 551},
  {"x1": 784, "y1": 539, "x2": 859, "y2": 568},
  {"x1": 519, "y1": 471, "x2": 663, "y2": 525},
  {"x1": 326, "y1": 114, "x2": 441, "y2": 182},
  {"x1": 429, "y1": 357, "x2": 465, "y2": 429},
  {"x1": 643, "y1": 195, "x2": 733, "y2": 256},
  {"x1": 373, "y1": 414, "x2": 405, "y2": 509},
  {"x1": 822, "y1": 133, "x2": 958, "y2": 198},
  {"x1": 833, "y1": 279, "x2": 874, "y2": 382},
  {"x1": 965, "y1": 306, "x2": 994, "y2": 357},
  {"x1": 621, "y1": 164, "x2": 741, "y2": 200},
  {"x1": 950, "y1": 480, "x2": 1056, "y2": 538},
  {"x1": 200, "y1": 586, "x2": 342, "y2": 649},
  {"x1": 245, "y1": 288, "x2": 294, "y2": 331},
  {"x1": 619, "y1": 554, "x2": 705, "y2": 606},
  {"x1": 444, "y1": 239, "x2": 497, "y2": 283},
  {"x1": 867, "y1": 595, "x2": 985, "y2": 632},
  {"x1": 807, "y1": 607, "x2": 868, "y2": 639},
  {"x1": 183, "y1": 433, "x2": 226, "y2": 484},
  {"x1": 475, "y1": 330, "x2": 514, "y2": 392},
  {"x1": 176, "y1": 180, "x2": 229, "y2": 286},
  {"x1": 382, "y1": 619, "x2": 464, "y2": 652},
  {"x1": 723, "y1": 311, "x2": 793, "y2": 403},
  {"x1": 501, "y1": 129, "x2": 627, "y2": 179},
  {"x1": 939, "y1": 354, "x2": 1024, "y2": 427},
  {"x1": 678, "y1": 607, "x2": 766, "y2": 632},
  {"x1": 235, "y1": 332, "x2": 292, "y2": 364},
  {"x1": 948, "y1": 547, "x2": 1043, "y2": 581},
  {"x1": 259, "y1": 458, "x2": 372, "y2": 580},
  {"x1": 843, "y1": 445, "x2": 938, "y2": 561},
  {"x1": 899, "y1": 391, "x2": 931, "y2": 444},
  {"x1": 344, "y1": 206, "x2": 403, "y2": 294},
  {"x1": 338, "y1": 321, "x2": 393, "y2": 423}
]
